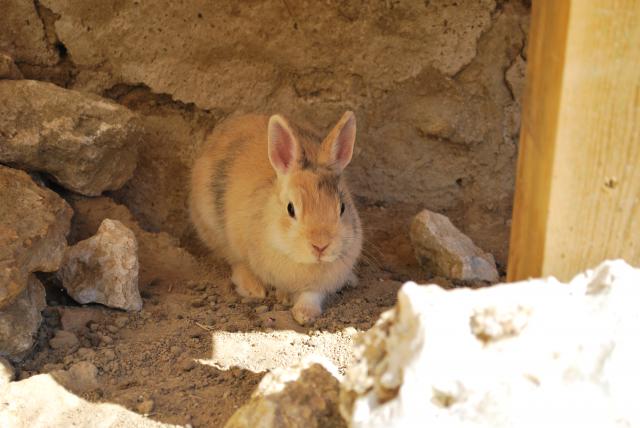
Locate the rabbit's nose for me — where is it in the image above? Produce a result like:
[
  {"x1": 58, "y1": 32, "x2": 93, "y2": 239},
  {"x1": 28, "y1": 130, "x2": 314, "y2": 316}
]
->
[{"x1": 312, "y1": 243, "x2": 329, "y2": 255}]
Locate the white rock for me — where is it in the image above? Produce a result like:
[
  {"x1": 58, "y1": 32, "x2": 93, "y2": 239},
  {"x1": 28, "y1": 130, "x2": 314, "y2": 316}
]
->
[
  {"x1": 58, "y1": 219, "x2": 142, "y2": 311},
  {"x1": 410, "y1": 209, "x2": 499, "y2": 282},
  {"x1": 340, "y1": 260, "x2": 640, "y2": 428},
  {"x1": 0, "y1": 373, "x2": 174, "y2": 427}
]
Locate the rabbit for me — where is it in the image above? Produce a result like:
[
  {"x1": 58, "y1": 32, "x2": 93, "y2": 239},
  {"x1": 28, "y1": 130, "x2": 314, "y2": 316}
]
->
[{"x1": 189, "y1": 111, "x2": 362, "y2": 325}]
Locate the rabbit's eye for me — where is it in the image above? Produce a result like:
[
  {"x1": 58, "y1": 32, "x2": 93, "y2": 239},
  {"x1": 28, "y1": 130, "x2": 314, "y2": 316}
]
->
[
  {"x1": 340, "y1": 202, "x2": 346, "y2": 216},
  {"x1": 287, "y1": 202, "x2": 296, "y2": 219}
]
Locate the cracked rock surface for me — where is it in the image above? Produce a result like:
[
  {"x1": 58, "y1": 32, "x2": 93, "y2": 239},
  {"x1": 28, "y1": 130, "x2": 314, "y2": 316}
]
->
[
  {"x1": 0, "y1": 165, "x2": 72, "y2": 309},
  {"x1": 0, "y1": 80, "x2": 141, "y2": 196}
]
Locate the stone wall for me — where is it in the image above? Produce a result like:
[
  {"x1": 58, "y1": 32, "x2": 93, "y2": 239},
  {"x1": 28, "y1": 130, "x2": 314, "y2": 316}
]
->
[{"x1": 0, "y1": 0, "x2": 529, "y2": 263}]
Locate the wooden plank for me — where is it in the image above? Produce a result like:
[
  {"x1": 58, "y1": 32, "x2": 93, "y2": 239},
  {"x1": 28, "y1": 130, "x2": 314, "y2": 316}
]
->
[{"x1": 508, "y1": 0, "x2": 640, "y2": 282}]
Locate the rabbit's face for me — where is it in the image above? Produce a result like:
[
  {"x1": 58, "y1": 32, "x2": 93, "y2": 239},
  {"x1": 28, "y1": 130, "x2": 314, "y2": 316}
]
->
[
  {"x1": 269, "y1": 169, "x2": 357, "y2": 264},
  {"x1": 266, "y1": 110, "x2": 359, "y2": 265}
]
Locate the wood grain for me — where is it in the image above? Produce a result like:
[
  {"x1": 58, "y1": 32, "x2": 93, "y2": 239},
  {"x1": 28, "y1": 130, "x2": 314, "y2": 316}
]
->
[{"x1": 508, "y1": 0, "x2": 640, "y2": 281}]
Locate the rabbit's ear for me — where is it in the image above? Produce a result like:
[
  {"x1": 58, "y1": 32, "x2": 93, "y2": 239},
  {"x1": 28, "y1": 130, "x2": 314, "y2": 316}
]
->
[
  {"x1": 268, "y1": 115, "x2": 299, "y2": 175},
  {"x1": 321, "y1": 111, "x2": 356, "y2": 173}
]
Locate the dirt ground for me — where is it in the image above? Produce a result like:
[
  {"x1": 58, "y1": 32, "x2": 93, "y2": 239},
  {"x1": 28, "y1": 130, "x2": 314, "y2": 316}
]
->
[{"x1": 14, "y1": 198, "x2": 498, "y2": 427}]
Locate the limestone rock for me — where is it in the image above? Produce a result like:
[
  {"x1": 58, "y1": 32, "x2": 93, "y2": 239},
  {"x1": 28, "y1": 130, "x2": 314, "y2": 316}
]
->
[
  {"x1": 0, "y1": 275, "x2": 46, "y2": 361},
  {"x1": 58, "y1": 219, "x2": 142, "y2": 311},
  {"x1": 69, "y1": 196, "x2": 208, "y2": 287},
  {"x1": 51, "y1": 361, "x2": 99, "y2": 394},
  {"x1": 0, "y1": 357, "x2": 14, "y2": 385},
  {"x1": 410, "y1": 209, "x2": 499, "y2": 282},
  {"x1": 0, "y1": 53, "x2": 23, "y2": 79},
  {"x1": 340, "y1": 260, "x2": 640, "y2": 428},
  {"x1": 226, "y1": 359, "x2": 345, "y2": 428},
  {"x1": 0, "y1": 166, "x2": 72, "y2": 308},
  {"x1": 0, "y1": 80, "x2": 141, "y2": 196},
  {"x1": 0, "y1": 373, "x2": 175, "y2": 427}
]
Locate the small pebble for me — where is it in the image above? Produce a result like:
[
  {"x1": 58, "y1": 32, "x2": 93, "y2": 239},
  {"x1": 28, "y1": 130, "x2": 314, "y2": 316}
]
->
[
  {"x1": 137, "y1": 399, "x2": 155, "y2": 415},
  {"x1": 89, "y1": 323, "x2": 99, "y2": 332},
  {"x1": 180, "y1": 358, "x2": 196, "y2": 372},
  {"x1": 50, "y1": 330, "x2": 79, "y2": 352},
  {"x1": 254, "y1": 305, "x2": 269, "y2": 314},
  {"x1": 76, "y1": 347, "x2": 96, "y2": 359},
  {"x1": 114, "y1": 316, "x2": 128, "y2": 328},
  {"x1": 170, "y1": 346, "x2": 182, "y2": 357},
  {"x1": 100, "y1": 335, "x2": 113, "y2": 345},
  {"x1": 191, "y1": 299, "x2": 206, "y2": 308},
  {"x1": 102, "y1": 349, "x2": 116, "y2": 362},
  {"x1": 273, "y1": 304, "x2": 287, "y2": 311},
  {"x1": 106, "y1": 325, "x2": 119, "y2": 334}
]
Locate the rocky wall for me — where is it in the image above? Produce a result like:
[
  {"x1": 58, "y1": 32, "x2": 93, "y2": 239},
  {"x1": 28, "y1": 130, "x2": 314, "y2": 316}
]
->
[{"x1": 0, "y1": 0, "x2": 530, "y2": 264}]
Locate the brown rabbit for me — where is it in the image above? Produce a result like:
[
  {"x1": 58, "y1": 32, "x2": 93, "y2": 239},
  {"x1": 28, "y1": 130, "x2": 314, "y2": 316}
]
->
[{"x1": 189, "y1": 112, "x2": 362, "y2": 324}]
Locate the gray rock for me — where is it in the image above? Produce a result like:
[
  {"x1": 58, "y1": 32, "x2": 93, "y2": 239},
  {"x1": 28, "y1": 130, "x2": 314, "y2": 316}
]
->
[
  {"x1": 0, "y1": 275, "x2": 46, "y2": 361},
  {"x1": 0, "y1": 80, "x2": 141, "y2": 196},
  {"x1": 0, "y1": 356, "x2": 14, "y2": 385},
  {"x1": 410, "y1": 209, "x2": 499, "y2": 282},
  {"x1": 58, "y1": 219, "x2": 142, "y2": 311},
  {"x1": 340, "y1": 260, "x2": 640, "y2": 428},
  {"x1": 226, "y1": 360, "x2": 345, "y2": 428},
  {"x1": 0, "y1": 165, "x2": 72, "y2": 308}
]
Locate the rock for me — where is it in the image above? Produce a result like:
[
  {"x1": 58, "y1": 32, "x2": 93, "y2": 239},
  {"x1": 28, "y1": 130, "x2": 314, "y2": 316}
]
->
[
  {"x1": 60, "y1": 307, "x2": 104, "y2": 333},
  {"x1": 0, "y1": 166, "x2": 72, "y2": 308},
  {"x1": 114, "y1": 315, "x2": 129, "y2": 328},
  {"x1": 76, "y1": 348, "x2": 96, "y2": 360},
  {"x1": 0, "y1": 373, "x2": 172, "y2": 427},
  {"x1": 49, "y1": 330, "x2": 80, "y2": 352},
  {"x1": 58, "y1": 219, "x2": 142, "y2": 311},
  {"x1": 69, "y1": 196, "x2": 208, "y2": 287},
  {"x1": 52, "y1": 361, "x2": 99, "y2": 393},
  {"x1": 0, "y1": 52, "x2": 23, "y2": 79},
  {"x1": 410, "y1": 209, "x2": 499, "y2": 282},
  {"x1": 0, "y1": 356, "x2": 14, "y2": 385},
  {"x1": 0, "y1": 275, "x2": 46, "y2": 361},
  {"x1": 101, "y1": 349, "x2": 116, "y2": 362},
  {"x1": 226, "y1": 359, "x2": 345, "y2": 428},
  {"x1": 137, "y1": 399, "x2": 155, "y2": 415},
  {"x1": 179, "y1": 358, "x2": 196, "y2": 372},
  {"x1": 0, "y1": 80, "x2": 141, "y2": 196},
  {"x1": 340, "y1": 260, "x2": 640, "y2": 428},
  {"x1": 0, "y1": 1, "x2": 58, "y2": 65}
]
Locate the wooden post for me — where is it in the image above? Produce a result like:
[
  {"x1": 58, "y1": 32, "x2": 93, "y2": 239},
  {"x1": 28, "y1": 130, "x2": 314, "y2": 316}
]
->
[{"x1": 508, "y1": 0, "x2": 640, "y2": 282}]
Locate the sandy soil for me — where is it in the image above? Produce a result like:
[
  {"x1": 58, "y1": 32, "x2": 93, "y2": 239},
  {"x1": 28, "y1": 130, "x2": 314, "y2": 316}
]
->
[{"x1": 15, "y1": 201, "x2": 493, "y2": 427}]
